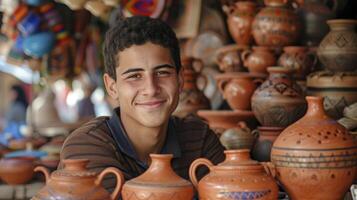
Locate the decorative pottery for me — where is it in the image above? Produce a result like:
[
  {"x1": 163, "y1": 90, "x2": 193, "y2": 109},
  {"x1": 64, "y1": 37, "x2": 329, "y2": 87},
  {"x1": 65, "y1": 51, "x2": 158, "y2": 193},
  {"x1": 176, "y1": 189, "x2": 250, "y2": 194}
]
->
[
  {"x1": 122, "y1": 154, "x2": 194, "y2": 200},
  {"x1": 223, "y1": 1, "x2": 258, "y2": 45},
  {"x1": 252, "y1": 126, "x2": 284, "y2": 162},
  {"x1": 252, "y1": 0, "x2": 302, "y2": 47},
  {"x1": 216, "y1": 72, "x2": 266, "y2": 110},
  {"x1": 189, "y1": 149, "x2": 279, "y2": 200},
  {"x1": 32, "y1": 159, "x2": 124, "y2": 200},
  {"x1": 174, "y1": 57, "x2": 210, "y2": 118},
  {"x1": 220, "y1": 122, "x2": 255, "y2": 150},
  {"x1": 296, "y1": 0, "x2": 335, "y2": 46},
  {"x1": 270, "y1": 96, "x2": 357, "y2": 200},
  {"x1": 242, "y1": 46, "x2": 277, "y2": 74},
  {"x1": 277, "y1": 46, "x2": 317, "y2": 78},
  {"x1": 307, "y1": 71, "x2": 357, "y2": 119},
  {"x1": 215, "y1": 44, "x2": 249, "y2": 72},
  {"x1": 251, "y1": 67, "x2": 307, "y2": 127},
  {"x1": 317, "y1": 19, "x2": 357, "y2": 72},
  {"x1": 0, "y1": 157, "x2": 35, "y2": 185}
]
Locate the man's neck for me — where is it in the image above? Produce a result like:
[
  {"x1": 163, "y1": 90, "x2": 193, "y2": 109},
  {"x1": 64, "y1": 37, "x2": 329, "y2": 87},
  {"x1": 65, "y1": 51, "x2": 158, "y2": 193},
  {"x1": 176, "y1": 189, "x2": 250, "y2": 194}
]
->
[{"x1": 119, "y1": 112, "x2": 168, "y2": 164}]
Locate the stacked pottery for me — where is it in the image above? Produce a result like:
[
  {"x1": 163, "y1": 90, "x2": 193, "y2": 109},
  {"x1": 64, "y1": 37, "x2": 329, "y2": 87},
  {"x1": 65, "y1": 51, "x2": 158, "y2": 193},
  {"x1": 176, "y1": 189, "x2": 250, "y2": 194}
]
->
[
  {"x1": 242, "y1": 46, "x2": 277, "y2": 74},
  {"x1": 215, "y1": 44, "x2": 249, "y2": 72},
  {"x1": 220, "y1": 122, "x2": 255, "y2": 150},
  {"x1": 269, "y1": 96, "x2": 357, "y2": 200}
]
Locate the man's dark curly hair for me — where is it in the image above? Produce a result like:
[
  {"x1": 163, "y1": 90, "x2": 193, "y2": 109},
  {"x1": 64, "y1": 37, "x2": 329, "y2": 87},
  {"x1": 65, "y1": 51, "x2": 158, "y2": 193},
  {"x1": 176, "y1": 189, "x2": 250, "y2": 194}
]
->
[{"x1": 103, "y1": 16, "x2": 181, "y2": 80}]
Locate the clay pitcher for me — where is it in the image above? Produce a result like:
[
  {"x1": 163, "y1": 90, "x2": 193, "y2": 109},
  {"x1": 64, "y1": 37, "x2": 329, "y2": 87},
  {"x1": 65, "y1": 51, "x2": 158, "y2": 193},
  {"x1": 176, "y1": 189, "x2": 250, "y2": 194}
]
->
[
  {"x1": 122, "y1": 154, "x2": 194, "y2": 200},
  {"x1": 189, "y1": 149, "x2": 279, "y2": 200},
  {"x1": 242, "y1": 46, "x2": 277, "y2": 74},
  {"x1": 270, "y1": 96, "x2": 357, "y2": 200},
  {"x1": 32, "y1": 159, "x2": 124, "y2": 200}
]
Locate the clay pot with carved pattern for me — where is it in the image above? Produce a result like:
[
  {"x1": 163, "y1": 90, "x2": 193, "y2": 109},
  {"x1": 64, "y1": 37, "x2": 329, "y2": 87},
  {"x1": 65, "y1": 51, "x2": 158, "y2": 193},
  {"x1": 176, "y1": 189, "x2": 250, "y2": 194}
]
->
[
  {"x1": 189, "y1": 149, "x2": 279, "y2": 200},
  {"x1": 122, "y1": 154, "x2": 194, "y2": 200},
  {"x1": 242, "y1": 46, "x2": 277, "y2": 74},
  {"x1": 251, "y1": 67, "x2": 307, "y2": 127},
  {"x1": 269, "y1": 96, "x2": 357, "y2": 200}
]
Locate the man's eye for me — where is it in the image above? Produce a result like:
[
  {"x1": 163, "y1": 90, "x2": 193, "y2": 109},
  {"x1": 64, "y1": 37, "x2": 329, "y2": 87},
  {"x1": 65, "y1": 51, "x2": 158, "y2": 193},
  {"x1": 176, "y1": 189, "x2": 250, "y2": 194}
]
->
[
  {"x1": 156, "y1": 71, "x2": 171, "y2": 76},
  {"x1": 127, "y1": 74, "x2": 142, "y2": 80}
]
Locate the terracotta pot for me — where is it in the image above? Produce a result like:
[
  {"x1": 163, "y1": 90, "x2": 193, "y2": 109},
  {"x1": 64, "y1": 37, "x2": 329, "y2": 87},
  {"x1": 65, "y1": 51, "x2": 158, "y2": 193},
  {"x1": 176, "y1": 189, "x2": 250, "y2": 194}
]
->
[
  {"x1": 173, "y1": 57, "x2": 210, "y2": 118},
  {"x1": 317, "y1": 19, "x2": 357, "y2": 72},
  {"x1": 270, "y1": 96, "x2": 357, "y2": 200},
  {"x1": 242, "y1": 46, "x2": 277, "y2": 74},
  {"x1": 220, "y1": 122, "x2": 256, "y2": 150},
  {"x1": 251, "y1": 67, "x2": 307, "y2": 127},
  {"x1": 215, "y1": 44, "x2": 249, "y2": 72},
  {"x1": 278, "y1": 46, "x2": 317, "y2": 78},
  {"x1": 223, "y1": 1, "x2": 258, "y2": 45},
  {"x1": 189, "y1": 149, "x2": 279, "y2": 199},
  {"x1": 122, "y1": 154, "x2": 194, "y2": 200},
  {"x1": 252, "y1": 126, "x2": 284, "y2": 162},
  {"x1": 32, "y1": 159, "x2": 124, "y2": 200},
  {"x1": 216, "y1": 72, "x2": 266, "y2": 110},
  {"x1": 252, "y1": 0, "x2": 302, "y2": 47},
  {"x1": 307, "y1": 71, "x2": 357, "y2": 119},
  {"x1": 296, "y1": 0, "x2": 335, "y2": 46},
  {"x1": 0, "y1": 157, "x2": 35, "y2": 185}
]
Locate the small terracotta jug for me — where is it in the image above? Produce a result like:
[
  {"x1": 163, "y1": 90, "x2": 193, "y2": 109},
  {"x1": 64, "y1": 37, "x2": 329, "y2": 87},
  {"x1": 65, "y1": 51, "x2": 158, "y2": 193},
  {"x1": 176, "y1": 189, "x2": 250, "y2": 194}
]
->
[
  {"x1": 32, "y1": 159, "x2": 124, "y2": 200},
  {"x1": 189, "y1": 150, "x2": 279, "y2": 200},
  {"x1": 242, "y1": 46, "x2": 277, "y2": 74},
  {"x1": 215, "y1": 44, "x2": 248, "y2": 72},
  {"x1": 220, "y1": 122, "x2": 255, "y2": 150},
  {"x1": 122, "y1": 154, "x2": 194, "y2": 200}
]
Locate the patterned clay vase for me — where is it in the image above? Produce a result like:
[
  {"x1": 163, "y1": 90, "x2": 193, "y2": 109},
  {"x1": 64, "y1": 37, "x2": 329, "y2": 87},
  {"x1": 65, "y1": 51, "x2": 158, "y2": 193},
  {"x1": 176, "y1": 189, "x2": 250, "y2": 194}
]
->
[
  {"x1": 220, "y1": 122, "x2": 255, "y2": 150},
  {"x1": 242, "y1": 46, "x2": 277, "y2": 74},
  {"x1": 252, "y1": 0, "x2": 302, "y2": 47},
  {"x1": 189, "y1": 149, "x2": 279, "y2": 200},
  {"x1": 317, "y1": 19, "x2": 357, "y2": 72},
  {"x1": 122, "y1": 154, "x2": 194, "y2": 200},
  {"x1": 32, "y1": 159, "x2": 124, "y2": 200},
  {"x1": 174, "y1": 57, "x2": 210, "y2": 118},
  {"x1": 251, "y1": 67, "x2": 307, "y2": 127},
  {"x1": 223, "y1": 1, "x2": 258, "y2": 45},
  {"x1": 252, "y1": 126, "x2": 284, "y2": 162},
  {"x1": 270, "y1": 96, "x2": 357, "y2": 200},
  {"x1": 215, "y1": 44, "x2": 248, "y2": 72}
]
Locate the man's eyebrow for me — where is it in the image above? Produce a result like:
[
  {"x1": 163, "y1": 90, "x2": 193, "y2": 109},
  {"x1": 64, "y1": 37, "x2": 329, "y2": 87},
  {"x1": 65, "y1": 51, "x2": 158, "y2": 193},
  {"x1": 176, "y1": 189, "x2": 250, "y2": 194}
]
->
[
  {"x1": 121, "y1": 68, "x2": 143, "y2": 75},
  {"x1": 121, "y1": 64, "x2": 176, "y2": 75}
]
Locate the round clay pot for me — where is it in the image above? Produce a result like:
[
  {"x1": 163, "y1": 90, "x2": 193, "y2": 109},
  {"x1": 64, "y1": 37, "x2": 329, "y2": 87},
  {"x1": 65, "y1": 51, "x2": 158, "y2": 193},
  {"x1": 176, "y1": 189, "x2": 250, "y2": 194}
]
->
[
  {"x1": 174, "y1": 57, "x2": 210, "y2": 118},
  {"x1": 251, "y1": 67, "x2": 307, "y2": 127},
  {"x1": 32, "y1": 159, "x2": 124, "y2": 200},
  {"x1": 216, "y1": 72, "x2": 266, "y2": 110},
  {"x1": 278, "y1": 46, "x2": 317, "y2": 78},
  {"x1": 307, "y1": 71, "x2": 357, "y2": 119},
  {"x1": 270, "y1": 96, "x2": 357, "y2": 200},
  {"x1": 223, "y1": 1, "x2": 258, "y2": 45},
  {"x1": 0, "y1": 157, "x2": 35, "y2": 185},
  {"x1": 189, "y1": 149, "x2": 279, "y2": 199},
  {"x1": 317, "y1": 19, "x2": 357, "y2": 72},
  {"x1": 215, "y1": 44, "x2": 249, "y2": 72},
  {"x1": 242, "y1": 46, "x2": 277, "y2": 74},
  {"x1": 122, "y1": 154, "x2": 194, "y2": 200},
  {"x1": 220, "y1": 122, "x2": 256, "y2": 150},
  {"x1": 252, "y1": 126, "x2": 284, "y2": 162},
  {"x1": 252, "y1": 0, "x2": 302, "y2": 47}
]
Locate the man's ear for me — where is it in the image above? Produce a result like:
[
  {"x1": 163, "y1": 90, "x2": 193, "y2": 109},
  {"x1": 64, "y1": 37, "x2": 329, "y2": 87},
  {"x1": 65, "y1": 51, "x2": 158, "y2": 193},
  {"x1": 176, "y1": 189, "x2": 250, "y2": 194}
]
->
[
  {"x1": 178, "y1": 68, "x2": 184, "y2": 93},
  {"x1": 103, "y1": 73, "x2": 119, "y2": 100}
]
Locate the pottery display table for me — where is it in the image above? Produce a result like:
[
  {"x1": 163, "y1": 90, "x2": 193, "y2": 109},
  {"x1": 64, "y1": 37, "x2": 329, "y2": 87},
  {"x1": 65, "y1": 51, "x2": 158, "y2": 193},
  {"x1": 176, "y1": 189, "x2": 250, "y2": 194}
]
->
[{"x1": 0, "y1": 181, "x2": 44, "y2": 200}]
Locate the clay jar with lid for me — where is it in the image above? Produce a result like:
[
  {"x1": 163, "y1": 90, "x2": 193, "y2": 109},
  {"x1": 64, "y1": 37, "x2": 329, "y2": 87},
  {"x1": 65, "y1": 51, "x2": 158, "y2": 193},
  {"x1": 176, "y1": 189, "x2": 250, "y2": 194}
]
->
[
  {"x1": 242, "y1": 46, "x2": 277, "y2": 74},
  {"x1": 251, "y1": 67, "x2": 307, "y2": 127},
  {"x1": 215, "y1": 44, "x2": 248, "y2": 72},
  {"x1": 269, "y1": 96, "x2": 357, "y2": 200},
  {"x1": 189, "y1": 149, "x2": 279, "y2": 200},
  {"x1": 223, "y1": 1, "x2": 258, "y2": 45},
  {"x1": 122, "y1": 154, "x2": 194, "y2": 200},
  {"x1": 317, "y1": 19, "x2": 357, "y2": 72},
  {"x1": 32, "y1": 159, "x2": 124, "y2": 200}
]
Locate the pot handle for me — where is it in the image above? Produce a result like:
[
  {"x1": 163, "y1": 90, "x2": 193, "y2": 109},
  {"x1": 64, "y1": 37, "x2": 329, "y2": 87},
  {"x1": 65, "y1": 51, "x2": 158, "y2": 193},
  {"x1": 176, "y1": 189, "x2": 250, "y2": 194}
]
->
[
  {"x1": 241, "y1": 49, "x2": 252, "y2": 67},
  {"x1": 189, "y1": 158, "x2": 213, "y2": 188},
  {"x1": 34, "y1": 166, "x2": 50, "y2": 184},
  {"x1": 95, "y1": 167, "x2": 124, "y2": 200},
  {"x1": 262, "y1": 162, "x2": 276, "y2": 178},
  {"x1": 216, "y1": 78, "x2": 229, "y2": 99}
]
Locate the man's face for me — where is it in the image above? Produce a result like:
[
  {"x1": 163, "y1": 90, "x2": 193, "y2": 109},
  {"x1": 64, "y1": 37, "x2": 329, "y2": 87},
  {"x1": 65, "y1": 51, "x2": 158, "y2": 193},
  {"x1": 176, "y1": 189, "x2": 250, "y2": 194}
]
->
[{"x1": 104, "y1": 42, "x2": 182, "y2": 128}]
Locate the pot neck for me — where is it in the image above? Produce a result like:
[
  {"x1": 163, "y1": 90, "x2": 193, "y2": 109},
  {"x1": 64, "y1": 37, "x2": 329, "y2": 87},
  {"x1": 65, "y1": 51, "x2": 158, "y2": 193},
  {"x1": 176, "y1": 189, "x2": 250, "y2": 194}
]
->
[
  {"x1": 268, "y1": 67, "x2": 292, "y2": 77},
  {"x1": 327, "y1": 20, "x2": 357, "y2": 31},
  {"x1": 283, "y1": 46, "x2": 307, "y2": 53},
  {"x1": 235, "y1": 1, "x2": 257, "y2": 11},
  {"x1": 146, "y1": 154, "x2": 176, "y2": 176},
  {"x1": 304, "y1": 96, "x2": 329, "y2": 119}
]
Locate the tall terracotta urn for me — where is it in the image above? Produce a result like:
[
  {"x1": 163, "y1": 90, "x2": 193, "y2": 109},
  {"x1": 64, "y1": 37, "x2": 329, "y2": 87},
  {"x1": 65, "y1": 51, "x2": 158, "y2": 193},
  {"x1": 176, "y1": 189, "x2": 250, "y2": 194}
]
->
[
  {"x1": 242, "y1": 46, "x2": 277, "y2": 74},
  {"x1": 270, "y1": 96, "x2": 357, "y2": 200},
  {"x1": 32, "y1": 159, "x2": 124, "y2": 200},
  {"x1": 174, "y1": 57, "x2": 210, "y2": 118},
  {"x1": 317, "y1": 19, "x2": 357, "y2": 72},
  {"x1": 252, "y1": 0, "x2": 302, "y2": 47},
  {"x1": 223, "y1": 1, "x2": 258, "y2": 45},
  {"x1": 122, "y1": 154, "x2": 194, "y2": 200},
  {"x1": 251, "y1": 67, "x2": 307, "y2": 127},
  {"x1": 189, "y1": 149, "x2": 279, "y2": 200}
]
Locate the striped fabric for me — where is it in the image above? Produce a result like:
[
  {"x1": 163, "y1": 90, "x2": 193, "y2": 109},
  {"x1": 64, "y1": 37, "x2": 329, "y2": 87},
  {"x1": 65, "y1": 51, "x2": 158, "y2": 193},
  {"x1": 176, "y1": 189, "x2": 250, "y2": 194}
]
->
[{"x1": 59, "y1": 114, "x2": 225, "y2": 192}]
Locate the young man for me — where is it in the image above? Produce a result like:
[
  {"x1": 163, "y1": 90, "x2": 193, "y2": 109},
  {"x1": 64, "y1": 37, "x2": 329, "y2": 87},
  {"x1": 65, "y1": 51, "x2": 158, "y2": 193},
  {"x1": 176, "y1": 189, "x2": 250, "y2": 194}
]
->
[{"x1": 59, "y1": 16, "x2": 225, "y2": 191}]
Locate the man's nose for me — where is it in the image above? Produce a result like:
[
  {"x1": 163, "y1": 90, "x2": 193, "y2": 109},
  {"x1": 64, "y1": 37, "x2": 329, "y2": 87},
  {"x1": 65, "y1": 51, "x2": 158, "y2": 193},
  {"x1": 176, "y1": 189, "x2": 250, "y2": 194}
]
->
[{"x1": 143, "y1": 75, "x2": 160, "y2": 96}]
